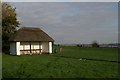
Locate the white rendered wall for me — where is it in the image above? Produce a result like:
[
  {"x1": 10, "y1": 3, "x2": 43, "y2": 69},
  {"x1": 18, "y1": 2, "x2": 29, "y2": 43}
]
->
[
  {"x1": 49, "y1": 42, "x2": 52, "y2": 54},
  {"x1": 42, "y1": 42, "x2": 49, "y2": 53},
  {"x1": 10, "y1": 42, "x2": 16, "y2": 55},
  {"x1": 16, "y1": 42, "x2": 20, "y2": 55}
]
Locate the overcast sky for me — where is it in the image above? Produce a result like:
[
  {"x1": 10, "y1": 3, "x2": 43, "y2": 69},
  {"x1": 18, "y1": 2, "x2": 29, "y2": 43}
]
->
[
  {"x1": 4, "y1": 0, "x2": 119, "y2": 2},
  {"x1": 9, "y1": 2, "x2": 118, "y2": 44}
]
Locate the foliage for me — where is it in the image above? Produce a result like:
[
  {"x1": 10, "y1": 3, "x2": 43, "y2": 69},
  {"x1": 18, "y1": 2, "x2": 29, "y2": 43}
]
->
[
  {"x1": 2, "y1": 46, "x2": 118, "y2": 78},
  {"x1": 2, "y1": 3, "x2": 19, "y2": 53},
  {"x1": 76, "y1": 44, "x2": 82, "y2": 47},
  {"x1": 91, "y1": 40, "x2": 99, "y2": 47}
]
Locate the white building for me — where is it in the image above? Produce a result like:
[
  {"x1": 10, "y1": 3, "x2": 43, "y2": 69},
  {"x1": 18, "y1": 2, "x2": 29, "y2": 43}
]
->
[{"x1": 9, "y1": 27, "x2": 54, "y2": 55}]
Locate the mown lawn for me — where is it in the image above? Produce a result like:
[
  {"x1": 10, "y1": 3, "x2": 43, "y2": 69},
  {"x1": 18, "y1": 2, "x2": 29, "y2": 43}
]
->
[
  {"x1": 54, "y1": 46, "x2": 119, "y2": 62},
  {"x1": 2, "y1": 46, "x2": 119, "y2": 78}
]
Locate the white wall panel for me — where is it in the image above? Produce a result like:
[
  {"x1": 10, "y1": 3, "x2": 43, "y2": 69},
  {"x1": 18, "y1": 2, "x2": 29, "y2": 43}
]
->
[
  {"x1": 16, "y1": 42, "x2": 20, "y2": 55},
  {"x1": 49, "y1": 42, "x2": 52, "y2": 53}
]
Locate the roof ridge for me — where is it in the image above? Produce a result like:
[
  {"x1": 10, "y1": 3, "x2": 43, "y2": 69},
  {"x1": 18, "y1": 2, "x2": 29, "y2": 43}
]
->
[{"x1": 21, "y1": 27, "x2": 41, "y2": 30}]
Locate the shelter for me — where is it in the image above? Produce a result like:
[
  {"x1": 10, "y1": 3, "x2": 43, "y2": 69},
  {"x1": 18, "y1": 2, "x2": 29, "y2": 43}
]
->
[{"x1": 9, "y1": 27, "x2": 54, "y2": 55}]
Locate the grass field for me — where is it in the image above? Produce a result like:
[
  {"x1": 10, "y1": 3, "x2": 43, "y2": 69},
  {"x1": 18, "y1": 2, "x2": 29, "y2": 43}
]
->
[{"x1": 2, "y1": 46, "x2": 119, "y2": 78}]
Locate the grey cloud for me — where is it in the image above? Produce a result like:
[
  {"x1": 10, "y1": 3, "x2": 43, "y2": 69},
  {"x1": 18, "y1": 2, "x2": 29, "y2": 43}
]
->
[{"x1": 10, "y1": 2, "x2": 118, "y2": 44}]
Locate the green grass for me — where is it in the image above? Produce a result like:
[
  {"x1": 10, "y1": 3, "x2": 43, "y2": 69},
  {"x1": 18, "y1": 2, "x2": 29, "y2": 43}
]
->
[
  {"x1": 2, "y1": 46, "x2": 119, "y2": 78},
  {"x1": 54, "y1": 46, "x2": 119, "y2": 62}
]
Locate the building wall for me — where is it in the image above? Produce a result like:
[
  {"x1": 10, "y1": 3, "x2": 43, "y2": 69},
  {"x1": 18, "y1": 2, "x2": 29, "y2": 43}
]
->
[
  {"x1": 41, "y1": 42, "x2": 49, "y2": 53},
  {"x1": 10, "y1": 42, "x2": 20, "y2": 55},
  {"x1": 20, "y1": 42, "x2": 42, "y2": 54},
  {"x1": 10, "y1": 42, "x2": 16, "y2": 55},
  {"x1": 10, "y1": 41, "x2": 52, "y2": 55},
  {"x1": 31, "y1": 42, "x2": 41, "y2": 53},
  {"x1": 49, "y1": 42, "x2": 52, "y2": 54},
  {"x1": 42, "y1": 42, "x2": 53, "y2": 53},
  {"x1": 16, "y1": 42, "x2": 20, "y2": 55},
  {"x1": 20, "y1": 42, "x2": 30, "y2": 54}
]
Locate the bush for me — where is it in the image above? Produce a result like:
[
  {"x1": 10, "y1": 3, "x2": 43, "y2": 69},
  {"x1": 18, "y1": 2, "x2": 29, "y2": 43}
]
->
[{"x1": 92, "y1": 41, "x2": 99, "y2": 47}]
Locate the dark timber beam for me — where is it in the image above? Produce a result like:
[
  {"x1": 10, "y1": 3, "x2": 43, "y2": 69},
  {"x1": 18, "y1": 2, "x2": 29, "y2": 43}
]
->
[{"x1": 30, "y1": 42, "x2": 31, "y2": 53}]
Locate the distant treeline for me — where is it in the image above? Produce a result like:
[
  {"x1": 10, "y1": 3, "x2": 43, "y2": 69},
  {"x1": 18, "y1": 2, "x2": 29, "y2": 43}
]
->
[{"x1": 54, "y1": 43, "x2": 119, "y2": 48}]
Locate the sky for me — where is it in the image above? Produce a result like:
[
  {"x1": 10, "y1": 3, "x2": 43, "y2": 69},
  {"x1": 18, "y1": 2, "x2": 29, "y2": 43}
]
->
[
  {"x1": 3, "y1": 0, "x2": 120, "y2": 2},
  {"x1": 9, "y1": 2, "x2": 118, "y2": 44}
]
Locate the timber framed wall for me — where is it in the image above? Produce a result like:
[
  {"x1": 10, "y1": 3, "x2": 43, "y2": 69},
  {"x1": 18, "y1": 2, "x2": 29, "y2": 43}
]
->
[
  {"x1": 10, "y1": 41, "x2": 53, "y2": 55},
  {"x1": 20, "y1": 42, "x2": 44, "y2": 54}
]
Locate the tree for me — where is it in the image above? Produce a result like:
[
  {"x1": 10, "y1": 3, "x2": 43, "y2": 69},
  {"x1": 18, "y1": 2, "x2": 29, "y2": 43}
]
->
[
  {"x1": 91, "y1": 40, "x2": 99, "y2": 47},
  {"x1": 2, "y1": 3, "x2": 20, "y2": 53},
  {"x1": 76, "y1": 44, "x2": 83, "y2": 47}
]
